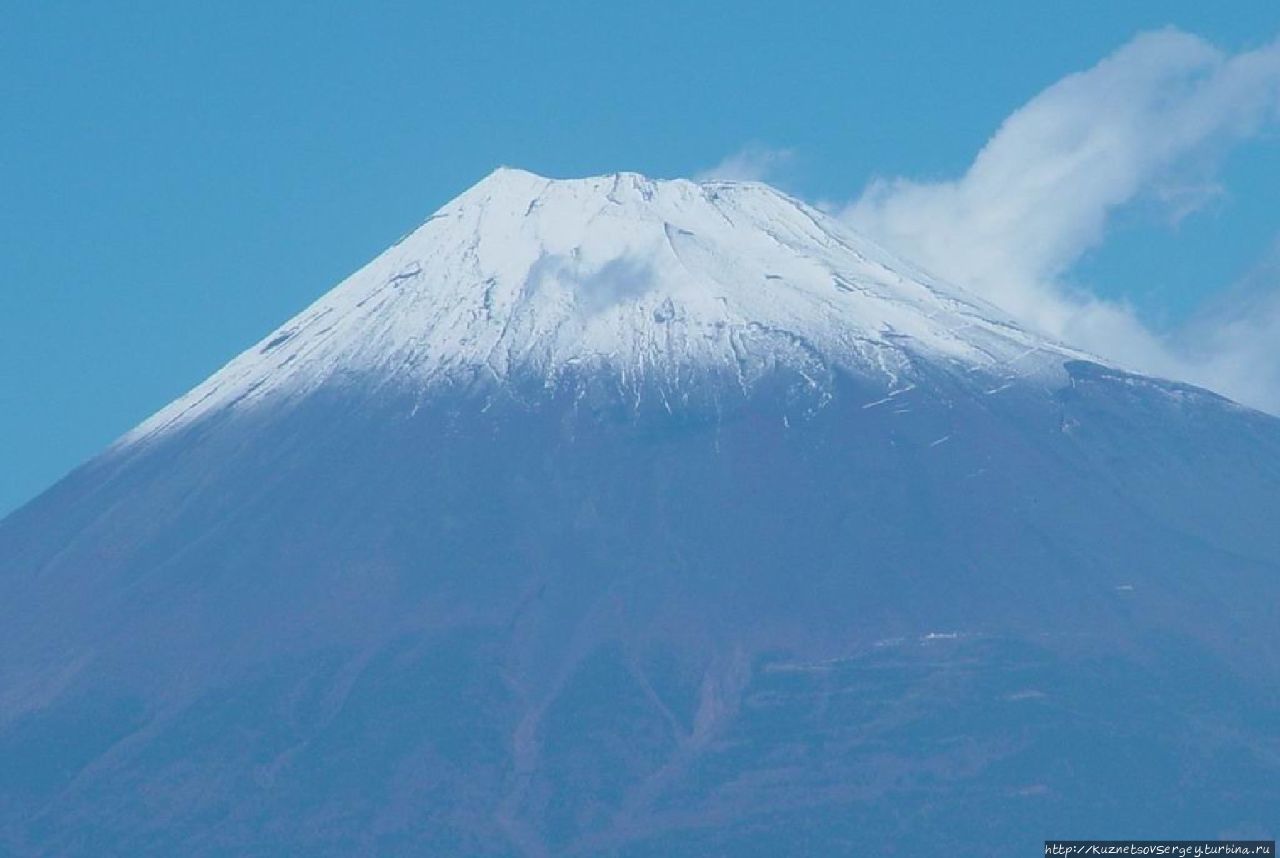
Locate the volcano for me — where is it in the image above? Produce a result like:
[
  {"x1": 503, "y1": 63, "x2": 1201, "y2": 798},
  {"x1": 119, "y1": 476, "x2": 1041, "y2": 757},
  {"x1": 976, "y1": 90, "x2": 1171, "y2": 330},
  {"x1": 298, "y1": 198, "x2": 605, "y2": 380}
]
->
[{"x1": 2, "y1": 169, "x2": 1278, "y2": 855}]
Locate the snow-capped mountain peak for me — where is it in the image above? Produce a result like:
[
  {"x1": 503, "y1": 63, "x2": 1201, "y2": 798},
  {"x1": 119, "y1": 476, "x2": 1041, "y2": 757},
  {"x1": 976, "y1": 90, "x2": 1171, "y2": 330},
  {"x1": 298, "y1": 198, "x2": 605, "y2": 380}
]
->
[
  {"x1": 125, "y1": 168, "x2": 1083, "y2": 441},
  {"x1": 9, "y1": 171, "x2": 1280, "y2": 856}
]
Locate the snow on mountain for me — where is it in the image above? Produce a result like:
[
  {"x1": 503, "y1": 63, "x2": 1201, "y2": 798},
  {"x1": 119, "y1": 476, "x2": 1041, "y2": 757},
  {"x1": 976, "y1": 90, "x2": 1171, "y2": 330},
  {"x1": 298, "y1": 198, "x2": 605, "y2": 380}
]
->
[{"x1": 125, "y1": 168, "x2": 1085, "y2": 443}]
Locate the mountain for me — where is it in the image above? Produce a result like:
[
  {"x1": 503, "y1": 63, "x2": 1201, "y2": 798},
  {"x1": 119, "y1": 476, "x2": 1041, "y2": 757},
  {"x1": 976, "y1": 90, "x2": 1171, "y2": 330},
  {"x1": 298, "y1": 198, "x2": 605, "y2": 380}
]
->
[{"x1": 2, "y1": 169, "x2": 1278, "y2": 856}]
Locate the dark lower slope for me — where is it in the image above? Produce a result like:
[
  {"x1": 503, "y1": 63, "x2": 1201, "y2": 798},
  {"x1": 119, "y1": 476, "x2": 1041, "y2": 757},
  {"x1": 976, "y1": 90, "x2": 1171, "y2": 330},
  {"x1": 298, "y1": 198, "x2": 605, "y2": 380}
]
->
[{"x1": 1, "y1": 362, "x2": 1278, "y2": 855}]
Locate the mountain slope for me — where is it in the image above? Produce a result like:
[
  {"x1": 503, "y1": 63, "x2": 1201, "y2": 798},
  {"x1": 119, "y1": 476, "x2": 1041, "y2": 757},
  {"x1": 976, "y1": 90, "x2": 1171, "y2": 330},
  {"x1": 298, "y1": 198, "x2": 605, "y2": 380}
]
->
[{"x1": 2, "y1": 171, "x2": 1278, "y2": 856}]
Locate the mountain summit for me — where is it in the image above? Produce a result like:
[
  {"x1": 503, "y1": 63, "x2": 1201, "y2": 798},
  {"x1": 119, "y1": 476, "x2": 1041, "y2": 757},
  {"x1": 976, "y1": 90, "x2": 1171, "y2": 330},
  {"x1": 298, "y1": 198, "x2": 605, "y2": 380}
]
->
[
  {"x1": 3, "y1": 170, "x2": 1279, "y2": 855},
  {"x1": 130, "y1": 168, "x2": 1078, "y2": 442}
]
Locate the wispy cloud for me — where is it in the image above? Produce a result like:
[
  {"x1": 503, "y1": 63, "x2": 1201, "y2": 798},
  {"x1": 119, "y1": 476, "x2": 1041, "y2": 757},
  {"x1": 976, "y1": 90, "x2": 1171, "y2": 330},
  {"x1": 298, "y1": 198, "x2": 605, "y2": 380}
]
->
[
  {"x1": 696, "y1": 145, "x2": 794, "y2": 183},
  {"x1": 839, "y1": 28, "x2": 1280, "y2": 411},
  {"x1": 1178, "y1": 236, "x2": 1280, "y2": 411}
]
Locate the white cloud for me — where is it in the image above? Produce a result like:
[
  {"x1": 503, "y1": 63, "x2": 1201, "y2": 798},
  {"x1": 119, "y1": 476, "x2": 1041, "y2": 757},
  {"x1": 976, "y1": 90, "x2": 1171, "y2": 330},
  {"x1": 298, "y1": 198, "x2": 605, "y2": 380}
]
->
[
  {"x1": 696, "y1": 145, "x2": 794, "y2": 183},
  {"x1": 1177, "y1": 237, "x2": 1280, "y2": 410},
  {"x1": 840, "y1": 28, "x2": 1280, "y2": 411}
]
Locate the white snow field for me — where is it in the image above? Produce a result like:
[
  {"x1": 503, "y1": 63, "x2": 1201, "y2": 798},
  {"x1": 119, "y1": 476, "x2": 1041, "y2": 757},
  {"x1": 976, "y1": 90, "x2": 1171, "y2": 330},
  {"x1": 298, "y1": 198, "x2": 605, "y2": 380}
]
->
[{"x1": 127, "y1": 169, "x2": 1088, "y2": 443}]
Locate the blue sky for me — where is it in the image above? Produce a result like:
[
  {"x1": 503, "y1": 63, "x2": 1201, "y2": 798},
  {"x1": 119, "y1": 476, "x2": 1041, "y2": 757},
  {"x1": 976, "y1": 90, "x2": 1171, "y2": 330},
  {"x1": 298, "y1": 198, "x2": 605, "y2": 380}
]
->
[{"x1": 3, "y1": 1, "x2": 1279, "y2": 515}]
